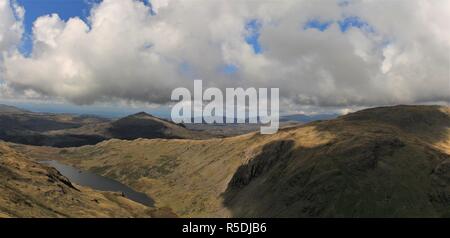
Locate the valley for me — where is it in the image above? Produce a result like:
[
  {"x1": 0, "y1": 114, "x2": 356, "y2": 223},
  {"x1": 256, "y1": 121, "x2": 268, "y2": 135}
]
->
[
  {"x1": 10, "y1": 105, "x2": 450, "y2": 218},
  {"x1": 0, "y1": 142, "x2": 175, "y2": 218}
]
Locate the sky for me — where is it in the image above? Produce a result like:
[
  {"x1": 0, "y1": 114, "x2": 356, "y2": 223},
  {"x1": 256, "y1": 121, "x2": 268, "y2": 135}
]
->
[
  {"x1": 16, "y1": 0, "x2": 101, "y2": 56},
  {"x1": 0, "y1": 0, "x2": 449, "y2": 116}
]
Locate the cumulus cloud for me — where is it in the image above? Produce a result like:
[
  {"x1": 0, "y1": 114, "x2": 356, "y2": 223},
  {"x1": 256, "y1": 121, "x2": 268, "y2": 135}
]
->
[
  {"x1": 0, "y1": 0, "x2": 22, "y2": 54},
  {"x1": 0, "y1": 0, "x2": 449, "y2": 108},
  {"x1": 0, "y1": 0, "x2": 23, "y2": 98}
]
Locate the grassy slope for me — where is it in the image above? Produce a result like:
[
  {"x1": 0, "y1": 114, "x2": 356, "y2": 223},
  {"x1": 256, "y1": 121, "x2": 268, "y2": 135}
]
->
[
  {"x1": 0, "y1": 108, "x2": 110, "y2": 147},
  {"x1": 0, "y1": 142, "x2": 175, "y2": 218},
  {"x1": 18, "y1": 105, "x2": 450, "y2": 218}
]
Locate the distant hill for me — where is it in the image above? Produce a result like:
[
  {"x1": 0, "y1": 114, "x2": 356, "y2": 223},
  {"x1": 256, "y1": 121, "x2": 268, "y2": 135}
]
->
[
  {"x1": 0, "y1": 105, "x2": 111, "y2": 147},
  {"x1": 0, "y1": 105, "x2": 210, "y2": 147},
  {"x1": 21, "y1": 105, "x2": 450, "y2": 217},
  {"x1": 184, "y1": 113, "x2": 336, "y2": 137},
  {"x1": 0, "y1": 104, "x2": 336, "y2": 147},
  {"x1": 51, "y1": 111, "x2": 212, "y2": 141},
  {"x1": 108, "y1": 112, "x2": 209, "y2": 140},
  {"x1": 0, "y1": 104, "x2": 30, "y2": 114},
  {"x1": 280, "y1": 113, "x2": 338, "y2": 123}
]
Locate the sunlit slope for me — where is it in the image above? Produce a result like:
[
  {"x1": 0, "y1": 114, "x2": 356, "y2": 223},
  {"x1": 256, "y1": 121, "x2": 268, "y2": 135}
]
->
[
  {"x1": 20, "y1": 105, "x2": 450, "y2": 217},
  {"x1": 0, "y1": 142, "x2": 174, "y2": 218}
]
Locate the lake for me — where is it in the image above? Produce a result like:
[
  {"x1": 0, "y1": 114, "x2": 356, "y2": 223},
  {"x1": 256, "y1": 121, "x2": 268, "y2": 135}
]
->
[{"x1": 40, "y1": 160, "x2": 154, "y2": 207}]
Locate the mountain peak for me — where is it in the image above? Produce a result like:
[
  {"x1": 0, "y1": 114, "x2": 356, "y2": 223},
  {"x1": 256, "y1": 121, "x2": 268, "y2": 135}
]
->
[
  {"x1": 341, "y1": 105, "x2": 450, "y2": 133},
  {"x1": 131, "y1": 111, "x2": 152, "y2": 117},
  {"x1": 109, "y1": 111, "x2": 209, "y2": 140}
]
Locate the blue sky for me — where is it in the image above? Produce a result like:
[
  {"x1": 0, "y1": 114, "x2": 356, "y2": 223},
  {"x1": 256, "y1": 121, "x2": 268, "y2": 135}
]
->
[
  {"x1": 245, "y1": 19, "x2": 263, "y2": 54},
  {"x1": 16, "y1": 0, "x2": 101, "y2": 55},
  {"x1": 304, "y1": 16, "x2": 373, "y2": 32}
]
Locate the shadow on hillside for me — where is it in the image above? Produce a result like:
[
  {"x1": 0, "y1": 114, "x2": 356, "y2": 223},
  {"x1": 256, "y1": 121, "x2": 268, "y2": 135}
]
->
[
  {"x1": 221, "y1": 136, "x2": 353, "y2": 218},
  {"x1": 0, "y1": 133, "x2": 107, "y2": 148},
  {"x1": 221, "y1": 107, "x2": 450, "y2": 218},
  {"x1": 222, "y1": 139, "x2": 296, "y2": 217},
  {"x1": 226, "y1": 140, "x2": 295, "y2": 189}
]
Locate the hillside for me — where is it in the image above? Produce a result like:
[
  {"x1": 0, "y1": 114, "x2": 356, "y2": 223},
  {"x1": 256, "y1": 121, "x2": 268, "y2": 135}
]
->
[
  {"x1": 0, "y1": 142, "x2": 175, "y2": 218},
  {"x1": 0, "y1": 105, "x2": 110, "y2": 147},
  {"x1": 49, "y1": 112, "x2": 211, "y2": 140},
  {"x1": 0, "y1": 104, "x2": 31, "y2": 114},
  {"x1": 108, "y1": 112, "x2": 210, "y2": 140},
  {"x1": 0, "y1": 105, "x2": 210, "y2": 147},
  {"x1": 17, "y1": 105, "x2": 450, "y2": 217}
]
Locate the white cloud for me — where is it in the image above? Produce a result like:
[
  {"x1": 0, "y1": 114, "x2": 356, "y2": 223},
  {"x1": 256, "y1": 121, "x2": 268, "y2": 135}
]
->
[
  {"x1": 0, "y1": 0, "x2": 449, "y2": 109},
  {"x1": 0, "y1": 0, "x2": 23, "y2": 64},
  {"x1": 0, "y1": 0, "x2": 23, "y2": 54},
  {"x1": 0, "y1": 0, "x2": 23, "y2": 98}
]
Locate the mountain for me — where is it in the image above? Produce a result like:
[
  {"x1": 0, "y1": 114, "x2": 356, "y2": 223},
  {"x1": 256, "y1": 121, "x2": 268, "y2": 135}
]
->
[
  {"x1": 50, "y1": 112, "x2": 211, "y2": 141},
  {"x1": 0, "y1": 142, "x2": 176, "y2": 218},
  {"x1": 108, "y1": 112, "x2": 209, "y2": 140},
  {"x1": 280, "y1": 113, "x2": 338, "y2": 123},
  {"x1": 0, "y1": 105, "x2": 110, "y2": 147},
  {"x1": 18, "y1": 105, "x2": 450, "y2": 218},
  {"x1": 184, "y1": 113, "x2": 336, "y2": 137},
  {"x1": 0, "y1": 104, "x2": 30, "y2": 114},
  {"x1": 0, "y1": 105, "x2": 210, "y2": 147}
]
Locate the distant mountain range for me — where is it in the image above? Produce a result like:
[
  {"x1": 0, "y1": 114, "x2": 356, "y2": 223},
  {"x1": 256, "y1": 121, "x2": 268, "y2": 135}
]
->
[
  {"x1": 0, "y1": 104, "x2": 337, "y2": 147},
  {"x1": 0, "y1": 104, "x2": 210, "y2": 147},
  {"x1": 191, "y1": 113, "x2": 338, "y2": 124},
  {"x1": 280, "y1": 113, "x2": 338, "y2": 123}
]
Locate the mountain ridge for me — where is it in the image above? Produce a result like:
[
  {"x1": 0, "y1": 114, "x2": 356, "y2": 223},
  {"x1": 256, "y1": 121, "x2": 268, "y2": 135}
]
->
[
  {"x1": 0, "y1": 105, "x2": 211, "y2": 147},
  {"x1": 17, "y1": 105, "x2": 450, "y2": 217}
]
